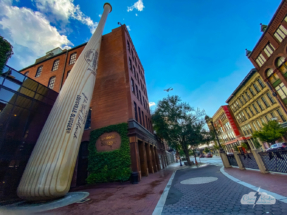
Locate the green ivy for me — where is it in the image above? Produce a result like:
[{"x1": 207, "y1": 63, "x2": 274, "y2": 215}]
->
[
  {"x1": 87, "y1": 123, "x2": 131, "y2": 184},
  {"x1": 0, "y1": 36, "x2": 13, "y2": 74}
]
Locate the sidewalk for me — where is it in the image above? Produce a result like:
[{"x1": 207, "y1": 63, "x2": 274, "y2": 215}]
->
[
  {"x1": 224, "y1": 167, "x2": 287, "y2": 197},
  {"x1": 43, "y1": 163, "x2": 184, "y2": 215}
]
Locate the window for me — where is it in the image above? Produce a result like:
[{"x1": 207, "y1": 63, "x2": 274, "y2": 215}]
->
[
  {"x1": 266, "y1": 68, "x2": 280, "y2": 85},
  {"x1": 52, "y1": 59, "x2": 60, "y2": 71},
  {"x1": 274, "y1": 25, "x2": 287, "y2": 42},
  {"x1": 276, "y1": 57, "x2": 287, "y2": 75},
  {"x1": 245, "y1": 92, "x2": 251, "y2": 100},
  {"x1": 245, "y1": 109, "x2": 251, "y2": 118},
  {"x1": 146, "y1": 116, "x2": 148, "y2": 129},
  {"x1": 263, "y1": 43, "x2": 275, "y2": 57},
  {"x1": 131, "y1": 50, "x2": 134, "y2": 59},
  {"x1": 267, "y1": 92, "x2": 275, "y2": 104},
  {"x1": 241, "y1": 112, "x2": 247, "y2": 121},
  {"x1": 127, "y1": 40, "x2": 130, "y2": 52},
  {"x1": 249, "y1": 87, "x2": 256, "y2": 96},
  {"x1": 134, "y1": 102, "x2": 138, "y2": 121},
  {"x1": 253, "y1": 83, "x2": 260, "y2": 93},
  {"x1": 242, "y1": 94, "x2": 247, "y2": 103},
  {"x1": 256, "y1": 53, "x2": 266, "y2": 67},
  {"x1": 275, "y1": 83, "x2": 287, "y2": 100},
  {"x1": 253, "y1": 122, "x2": 258, "y2": 131},
  {"x1": 239, "y1": 97, "x2": 244, "y2": 105},
  {"x1": 129, "y1": 58, "x2": 132, "y2": 71},
  {"x1": 261, "y1": 96, "x2": 269, "y2": 108},
  {"x1": 24, "y1": 71, "x2": 29, "y2": 76},
  {"x1": 277, "y1": 109, "x2": 286, "y2": 122},
  {"x1": 261, "y1": 117, "x2": 265, "y2": 125},
  {"x1": 35, "y1": 66, "x2": 43, "y2": 77},
  {"x1": 69, "y1": 53, "x2": 77, "y2": 64},
  {"x1": 257, "y1": 120, "x2": 262, "y2": 128},
  {"x1": 256, "y1": 100, "x2": 264, "y2": 111},
  {"x1": 138, "y1": 107, "x2": 142, "y2": 124},
  {"x1": 236, "y1": 101, "x2": 241, "y2": 108},
  {"x1": 142, "y1": 111, "x2": 145, "y2": 127},
  {"x1": 252, "y1": 104, "x2": 259, "y2": 114},
  {"x1": 84, "y1": 108, "x2": 92, "y2": 129},
  {"x1": 265, "y1": 115, "x2": 270, "y2": 122},
  {"x1": 270, "y1": 112, "x2": 277, "y2": 120},
  {"x1": 131, "y1": 78, "x2": 135, "y2": 92},
  {"x1": 139, "y1": 91, "x2": 142, "y2": 104},
  {"x1": 135, "y1": 85, "x2": 139, "y2": 99},
  {"x1": 48, "y1": 76, "x2": 56, "y2": 89},
  {"x1": 257, "y1": 79, "x2": 265, "y2": 88},
  {"x1": 248, "y1": 106, "x2": 254, "y2": 116}
]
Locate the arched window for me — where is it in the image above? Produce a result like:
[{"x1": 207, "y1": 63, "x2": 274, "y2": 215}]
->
[
  {"x1": 266, "y1": 68, "x2": 279, "y2": 84},
  {"x1": 52, "y1": 59, "x2": 60, "y2": 71},
  {"x1": 48, "y1": 76, "x2": 56, "y2": 89},
  {"x1": 69, "y1": 53, "x2": 77, "y2": 64},
  {"x1": 35, "y1": 66, "x2": 43, "y2": 77},
  {"x1": 24, "y1": 71, "x2": 29, "y2": 76},
  {"x1": 275, "y1": 56, "x2": 287, "y2": 74}
]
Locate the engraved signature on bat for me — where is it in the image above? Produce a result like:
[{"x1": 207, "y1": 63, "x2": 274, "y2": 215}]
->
[{"x1": 84, "y1": 49, "x2": 99, "y2": 76}]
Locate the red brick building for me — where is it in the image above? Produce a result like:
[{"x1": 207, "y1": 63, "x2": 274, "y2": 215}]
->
[
  {"x1": 19, "y1": 25, "x2": 169, "y2": 185},
  {"x1": 247, "y1": 0, "x2": 287, "y2": 117}
]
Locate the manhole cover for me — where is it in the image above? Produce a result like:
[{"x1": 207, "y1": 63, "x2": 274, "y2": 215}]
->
[{"x1": 180, "y1": 177, "x2": 218, "y2": 185}]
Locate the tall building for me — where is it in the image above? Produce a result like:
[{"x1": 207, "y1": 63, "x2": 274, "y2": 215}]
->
[
  {"x1": 19, "y1": 25, "x2": 168, "y2": 184},
  {"x1": 226, "y1": 69, "x2": 287, "y2": 150},
  {"x1": 210, "y1": 105, "x2": 244, "y2": 153},
  {"x1": 247, "y1": 0, "x2": 287, "y2": 118}
]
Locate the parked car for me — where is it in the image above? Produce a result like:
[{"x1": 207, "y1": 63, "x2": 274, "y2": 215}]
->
[
  {"x1": 266, "y1": 143, "x2": 287, "y2": 152},
  {"x1": 199, "y1": 154, "x2": 205, "y2": 158},
  {"x1": 206, "y1": 153, "x2": 213, "y2": 158}
]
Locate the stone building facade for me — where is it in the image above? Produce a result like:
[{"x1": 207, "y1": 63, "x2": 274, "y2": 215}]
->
[
  {"x1": 226, "y1": 68, "x2": 287, "y2": 150},
  {"x1": 19, "y1": 25, "x2": 169, "y2": 185}
]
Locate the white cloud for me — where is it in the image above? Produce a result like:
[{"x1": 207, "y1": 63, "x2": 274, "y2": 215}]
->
[
  {"x1": 149, "y1": 102, "x2": 156, "y2": 107},
  {"x1": 99, "y1": 14, "x2": 102, "y2": 18},
  {"x1": 135, "y1": 14, "x2": 138, "y2": 16},
  {"x1": 127, "y1": 0, "x2": 144, "y2": 12},
  {"x1": 127, "y1": 25, "x2": 131, "y2": 31},
  {"x1": 0, "y1": 1, "x2": 72, "y2": 69},
  {"x1": 33, "y1": 0, "x2": 98, "y2": 33}
]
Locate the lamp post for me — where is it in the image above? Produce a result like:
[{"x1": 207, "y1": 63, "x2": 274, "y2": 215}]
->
[{"x1": 209, "y1": 119, "x2": 225, "y2": 154}]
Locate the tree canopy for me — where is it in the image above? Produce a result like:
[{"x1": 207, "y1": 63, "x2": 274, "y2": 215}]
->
[
  {"x1": 152, "y1": 95, "x2": 207, "y2": 165},
  {"x1": 252, "y1": 120, "x2": 287, "y2": 144}
]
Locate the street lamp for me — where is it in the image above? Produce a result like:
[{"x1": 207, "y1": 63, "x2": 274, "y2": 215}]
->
[{"x1": 209, "y1": 119, "x2": 225, "y2": 154}]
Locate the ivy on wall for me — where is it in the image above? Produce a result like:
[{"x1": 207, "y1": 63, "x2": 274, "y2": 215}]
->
[
  {"x1": 87, "y1": 123, "x2": 131, "y2": 183},
  {"x1": 0, "y1": 36, "x2": 13, "y2": 74}
]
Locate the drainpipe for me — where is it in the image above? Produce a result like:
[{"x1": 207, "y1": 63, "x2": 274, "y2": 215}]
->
[{"x1": 60, "y1": 50, "x2": 69, "y2": 90}]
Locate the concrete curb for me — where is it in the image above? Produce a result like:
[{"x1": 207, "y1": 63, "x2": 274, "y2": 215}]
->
[
  {"x1": 220, "y1": 166, "x2": 287, "y2": 204},
  {"x1": 152, "y1": 171, "x2": 176, "y2": 215}
]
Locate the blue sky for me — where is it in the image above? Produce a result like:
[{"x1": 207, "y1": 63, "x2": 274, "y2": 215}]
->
[{"x1": 0, "y1": 0, "x2": 282, "y2": 117}]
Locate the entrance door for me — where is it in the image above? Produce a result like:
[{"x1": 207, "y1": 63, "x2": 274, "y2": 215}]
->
[{"x1": 76, "y1": 141, "x2": 89, "y2": 186}]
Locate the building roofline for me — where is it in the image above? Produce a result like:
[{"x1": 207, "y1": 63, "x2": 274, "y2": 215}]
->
[
  {"x1": 248, "y1": 0, "x2": 284, "y2": 57},
  {"x1": 19, "y1": 42, "x2": 88, "y2": 72},
  {"x1": 225, "y1": 68, "x2": 257, "y2": 103}
]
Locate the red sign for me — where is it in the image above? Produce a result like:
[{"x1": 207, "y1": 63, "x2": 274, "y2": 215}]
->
[{"x1": 222, "y1": 106, "x2": 241, "y2": 137}]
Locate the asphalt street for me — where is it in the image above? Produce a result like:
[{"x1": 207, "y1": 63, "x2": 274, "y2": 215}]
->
[{"x1": 161, "y1": 165, "x2": 287, "y2": 215}]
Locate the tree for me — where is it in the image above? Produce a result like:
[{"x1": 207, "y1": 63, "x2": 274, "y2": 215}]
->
[
  {"x1": 152, "y1": 95, "x2": 206, "y2": 165},
  {"x1": 252, "y1": 120, "x2": 287, "y2": 144},
  {"x1": 204, "y1": 147, "x2": 210, "y2": 153}
]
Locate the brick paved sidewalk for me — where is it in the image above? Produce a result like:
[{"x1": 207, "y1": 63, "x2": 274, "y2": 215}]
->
[
  {"x1": 162, "y1": 165, "x2": 287, "y2": 215},
  {"x1": 43, "y1": 163, "x2": 184, "y2": 215},
  {"x1": 224, "y1": 167, "x2": 287, "y2": 197}
]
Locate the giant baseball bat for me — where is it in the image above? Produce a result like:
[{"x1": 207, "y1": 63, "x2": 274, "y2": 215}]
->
[{"x1": 17, "y1": 3, "x2": 112, "y2": 201}]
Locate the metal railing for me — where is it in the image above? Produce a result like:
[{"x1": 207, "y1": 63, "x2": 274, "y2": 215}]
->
[
  {"x1": 239, "y1": 153, "x2": 259, "y2": 169},
  {"x1": 259, "y1": 149, "x2": 287, "y2": 173},
  {"x1": 227, "y1": 154, "x2": 238, "y2": 166}
]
